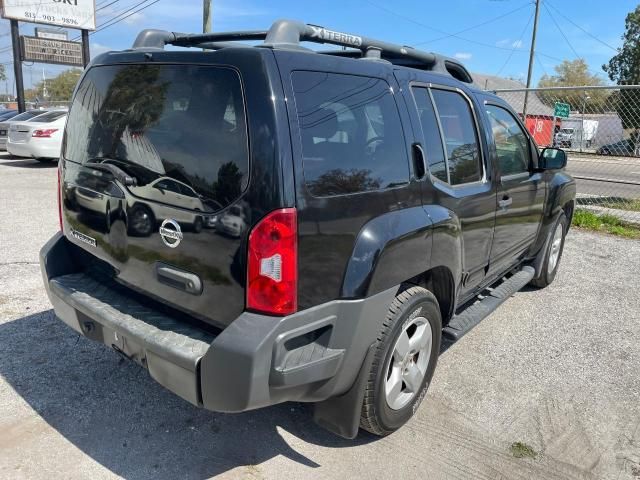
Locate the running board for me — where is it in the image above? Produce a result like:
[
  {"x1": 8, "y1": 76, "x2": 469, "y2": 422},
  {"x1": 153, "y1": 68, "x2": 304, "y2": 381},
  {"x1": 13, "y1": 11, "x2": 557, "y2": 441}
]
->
[{"x1": 443, "y1": 266, "x2": 535, "y2": 342}]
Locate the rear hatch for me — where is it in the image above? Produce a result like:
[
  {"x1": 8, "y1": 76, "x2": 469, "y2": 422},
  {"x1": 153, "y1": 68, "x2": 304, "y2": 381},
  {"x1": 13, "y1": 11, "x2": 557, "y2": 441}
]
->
[{"x1": 61, "y1": 61, "x2": 254, "y2": 328}]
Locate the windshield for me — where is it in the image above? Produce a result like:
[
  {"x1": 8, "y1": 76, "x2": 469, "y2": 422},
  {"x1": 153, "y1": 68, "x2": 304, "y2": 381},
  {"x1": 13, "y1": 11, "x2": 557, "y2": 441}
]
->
[{"x1": 64, "y1": 64, "x2": 249, "y2": 211}]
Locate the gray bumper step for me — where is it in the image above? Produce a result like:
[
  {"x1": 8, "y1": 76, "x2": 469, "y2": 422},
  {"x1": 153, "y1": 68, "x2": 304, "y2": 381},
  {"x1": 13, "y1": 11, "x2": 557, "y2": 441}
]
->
[
  {"x1": 49, "y1": 273, "x2": 216, "y2": 372},
  {"x1": 443, "y1": 266, "x2": 535, "y2": 341}
]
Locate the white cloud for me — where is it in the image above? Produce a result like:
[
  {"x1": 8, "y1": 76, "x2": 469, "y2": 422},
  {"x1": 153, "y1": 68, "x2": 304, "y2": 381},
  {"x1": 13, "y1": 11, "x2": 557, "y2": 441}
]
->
[
  {"x1": 123, "y1": 12, "x2": 145, "y2": 26},
  {"x1": 90, "y1": 42, "x2": 113, "y2": 56},
  {"x1": 454, "y1": 52, "x2": 472, "y2": 60},
  {"x1": 496, "y1": 39, "x2": 523, "y2": 49}
]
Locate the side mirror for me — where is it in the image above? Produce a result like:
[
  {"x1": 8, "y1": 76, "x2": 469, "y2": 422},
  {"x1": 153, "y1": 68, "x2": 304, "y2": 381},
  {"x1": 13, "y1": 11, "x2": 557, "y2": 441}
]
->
[{"x1": 539, "y1": 147, "x2": 567, "y2": 170}]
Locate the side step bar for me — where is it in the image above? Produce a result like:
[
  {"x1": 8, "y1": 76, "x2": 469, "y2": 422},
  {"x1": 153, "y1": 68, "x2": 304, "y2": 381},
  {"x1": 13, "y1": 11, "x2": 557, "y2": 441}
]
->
[{"x1": 443, "y1": 266, "x2": 535, "y2": 341}]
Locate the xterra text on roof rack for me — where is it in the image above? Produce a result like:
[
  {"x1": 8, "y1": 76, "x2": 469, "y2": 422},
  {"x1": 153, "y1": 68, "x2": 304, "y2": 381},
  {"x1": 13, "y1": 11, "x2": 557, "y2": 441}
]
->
[{"x1": 40, "y1": 19, "x2": 575, "y2": 438}]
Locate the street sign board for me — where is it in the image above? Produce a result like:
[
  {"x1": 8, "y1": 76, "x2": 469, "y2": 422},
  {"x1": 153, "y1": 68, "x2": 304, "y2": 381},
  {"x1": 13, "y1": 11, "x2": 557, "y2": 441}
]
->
[
  {"x1": 554, "y1": 102, "x2": 571, "y2": 119},
  {"x1": 35, "y1": 27, "x2": 69, "y2": 41},
  {"x1": 20, "y1": 35, "x2": 83, "y2": 67},
  {"x1": 1, "y1": 0, "x2": 96, "y2": 31}
]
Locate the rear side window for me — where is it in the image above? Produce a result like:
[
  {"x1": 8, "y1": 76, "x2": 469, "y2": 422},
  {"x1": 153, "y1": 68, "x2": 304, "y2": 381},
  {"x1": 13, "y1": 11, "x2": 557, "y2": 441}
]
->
[
  {"x1": 291, "y1": 71, "x2": 409, "y2": 197},
  {"x1": 431, "y1": 89, "x2": 482, "y2": 185},
  {"x1": 412, "y1": 87, "x2": 447, "y2": 183},
  {"x1": 64, "y1": 64, "x2": 249, "y2": 211}
]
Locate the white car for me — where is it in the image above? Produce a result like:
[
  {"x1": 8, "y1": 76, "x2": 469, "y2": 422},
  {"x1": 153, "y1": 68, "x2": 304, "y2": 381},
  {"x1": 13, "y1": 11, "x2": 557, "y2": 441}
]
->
[
  {"x1": 0, "y1": 109, "x2": 51, "y2": 150},
  {"x1": 217, "y1": 204, "x2": 247, "y2": 238},
  {"x1": 6, "y1": 110, "x2": 68, "y2": 162},
  {"x1": 127, "y1": 177, "x2": 208, "y2": 235}
]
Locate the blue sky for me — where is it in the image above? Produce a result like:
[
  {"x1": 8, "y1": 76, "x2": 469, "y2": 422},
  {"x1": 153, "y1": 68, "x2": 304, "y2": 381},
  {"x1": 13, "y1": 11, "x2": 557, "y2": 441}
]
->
[{"x1": 0, "y1": 0, "x2": 636, "y2": 91}]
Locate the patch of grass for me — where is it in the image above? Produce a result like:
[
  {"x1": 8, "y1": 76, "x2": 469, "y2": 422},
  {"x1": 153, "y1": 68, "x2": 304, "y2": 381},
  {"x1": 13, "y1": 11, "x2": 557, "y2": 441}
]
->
[
  {"x1": 573, "y1": 209, "x2": 640, "y2": 239},
  {"x1": 510, "y1": 441, "x2": 538, "y2": 459}
]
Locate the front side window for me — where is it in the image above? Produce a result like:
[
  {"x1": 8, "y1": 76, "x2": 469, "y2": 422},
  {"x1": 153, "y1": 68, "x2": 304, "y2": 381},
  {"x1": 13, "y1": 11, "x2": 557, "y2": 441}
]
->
[
  {"x1": 291, "y1": 71, "x2": 409, "y2": 197},
  {"x1": 431, "y1": 89, "x2": 482, "y2": 185},
  {"x1": 486, "y1": 105, "x2": 530, "y2": 176}
]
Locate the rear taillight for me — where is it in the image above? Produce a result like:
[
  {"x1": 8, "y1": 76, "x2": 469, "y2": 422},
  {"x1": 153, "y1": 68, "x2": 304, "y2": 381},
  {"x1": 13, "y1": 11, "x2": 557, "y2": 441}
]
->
[
  {"x1": 32, "y1": 128, "x2": 58, "y2": 138},
  {"x1": 57, "y1": 167, "x2": 63, "y2": 231},
  {"x1": 247, "y1": 208, "x2": 297, "y2": 315}
]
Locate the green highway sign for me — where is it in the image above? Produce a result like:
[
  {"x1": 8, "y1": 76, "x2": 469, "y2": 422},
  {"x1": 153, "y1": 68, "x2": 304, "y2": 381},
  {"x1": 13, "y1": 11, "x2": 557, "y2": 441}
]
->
[{"x1": 554, "y1": 102, "x2": 570, "y2": 118}]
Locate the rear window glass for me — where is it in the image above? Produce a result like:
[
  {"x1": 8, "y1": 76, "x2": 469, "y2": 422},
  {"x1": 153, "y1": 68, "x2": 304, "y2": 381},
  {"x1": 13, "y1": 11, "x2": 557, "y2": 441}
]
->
[
  {"x1": 28, "y1": 111, "x2": 66, "y2": 122},
  {"x1": 64, "y1": 64, "x2": 249, "y2": 211},
  {"x1": 9, "y1": 110, "x2": 45, "y2": 122},
  {"x1": 291, "y1": 71, "x2": 409, "y2": 197}
]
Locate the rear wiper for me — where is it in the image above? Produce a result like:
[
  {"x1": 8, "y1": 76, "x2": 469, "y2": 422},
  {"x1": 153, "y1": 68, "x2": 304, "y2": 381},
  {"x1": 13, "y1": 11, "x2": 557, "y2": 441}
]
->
[{"x1": 84, "y1": 158, "x2": 138, "y2": 186}]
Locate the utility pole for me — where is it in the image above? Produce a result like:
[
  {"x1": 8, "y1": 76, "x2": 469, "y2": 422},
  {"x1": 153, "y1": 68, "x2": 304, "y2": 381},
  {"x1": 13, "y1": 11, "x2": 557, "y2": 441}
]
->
[
  {"x1": 522, "y1": 0, "x2": 541, "y2": 120},
  {"x1": 10, "y1": 19, "x2": 25, "y2": 112},
  {"x1": 203, "y1": 0, "x2": 212, "y2": 34}
]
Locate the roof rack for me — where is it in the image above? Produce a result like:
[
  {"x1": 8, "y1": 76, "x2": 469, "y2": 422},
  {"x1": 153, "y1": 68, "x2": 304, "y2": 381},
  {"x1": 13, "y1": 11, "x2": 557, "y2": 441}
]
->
[{"x1": 132, "y1": 19, "x2": 473, "y2": 84}]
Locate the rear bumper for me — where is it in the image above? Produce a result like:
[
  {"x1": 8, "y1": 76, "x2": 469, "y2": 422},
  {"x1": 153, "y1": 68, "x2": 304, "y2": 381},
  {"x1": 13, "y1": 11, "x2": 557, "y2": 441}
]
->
[
  {"x1": 7, "y1": 141, "x2": 31, "y2": 158},
  {"x1": 40, "y1": 233, "x2": 394, "y2": 412}
]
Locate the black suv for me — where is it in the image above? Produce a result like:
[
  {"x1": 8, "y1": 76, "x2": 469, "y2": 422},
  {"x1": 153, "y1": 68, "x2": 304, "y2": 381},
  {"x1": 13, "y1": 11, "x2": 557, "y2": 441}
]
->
[{"x1": 40, "y1": 20, "x2": 575, "y2": 438}]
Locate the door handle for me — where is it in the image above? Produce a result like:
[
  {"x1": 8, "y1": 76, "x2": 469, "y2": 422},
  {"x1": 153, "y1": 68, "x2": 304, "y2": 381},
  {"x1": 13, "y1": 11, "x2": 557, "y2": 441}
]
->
[{"x1": 498, "y1": 196, "x2": 513, "y2": 209}]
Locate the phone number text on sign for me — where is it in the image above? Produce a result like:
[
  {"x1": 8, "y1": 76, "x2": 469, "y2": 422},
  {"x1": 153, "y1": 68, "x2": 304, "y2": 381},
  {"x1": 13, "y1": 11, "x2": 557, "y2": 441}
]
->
[{"x1": 1, "y1": 0, "x2": 96, "y2": 31}]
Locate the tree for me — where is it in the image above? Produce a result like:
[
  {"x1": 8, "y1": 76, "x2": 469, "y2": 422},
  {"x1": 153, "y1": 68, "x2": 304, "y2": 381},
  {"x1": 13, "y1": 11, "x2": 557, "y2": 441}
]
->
[
  {"x1": 537, "y1": 59, "x2": 608, "y2": 109},
  {"x1": 603, "y1": 4, "x2": 640, "y2": 149},
  {"x1": 307, "y1": 168, "x2": 382, "y2": 196},
  {"x1": 0, "y1": 65, "x2": 5, "y2": 83},
  {"x1": 33, "y1": 69, "x2": 82, "y2": 101}
]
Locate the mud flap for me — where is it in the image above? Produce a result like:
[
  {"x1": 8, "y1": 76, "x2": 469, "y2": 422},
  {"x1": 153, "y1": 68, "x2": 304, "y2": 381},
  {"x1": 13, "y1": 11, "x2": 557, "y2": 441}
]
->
[{"x1": 312, "y1": 343, "x2": 376, "y2": 439}]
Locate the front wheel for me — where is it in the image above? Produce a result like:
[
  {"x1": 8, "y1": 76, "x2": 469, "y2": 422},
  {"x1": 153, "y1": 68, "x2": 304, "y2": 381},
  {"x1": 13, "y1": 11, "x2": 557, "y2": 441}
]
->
[
  {"x1": 530, "y1": 212, "x2": 567, "y2": 288},
  {"x1": 360, "y1": 286, "x2": 442, "y2": 436}
]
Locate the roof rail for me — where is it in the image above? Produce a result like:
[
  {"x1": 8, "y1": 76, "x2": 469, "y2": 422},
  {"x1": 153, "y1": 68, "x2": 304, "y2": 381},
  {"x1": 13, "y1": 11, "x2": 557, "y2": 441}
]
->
[{"x1": 131, "y1": 19, "x2": 473, "y2": 84}]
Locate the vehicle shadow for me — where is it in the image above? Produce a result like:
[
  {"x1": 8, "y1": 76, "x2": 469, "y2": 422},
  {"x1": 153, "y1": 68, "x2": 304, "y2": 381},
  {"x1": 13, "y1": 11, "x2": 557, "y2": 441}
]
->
[
  {"x1": 0, "y1": 310, "x2": 376, "y2": 480},
  {"x1": 0, "y1": 157, "x2": 57, "y2": 168}
]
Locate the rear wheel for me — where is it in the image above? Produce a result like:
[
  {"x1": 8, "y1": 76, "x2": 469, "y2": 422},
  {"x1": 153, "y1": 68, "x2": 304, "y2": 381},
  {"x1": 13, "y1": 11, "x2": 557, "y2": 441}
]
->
[
  {"x1": 530, "y1": 212, "x2": 567, "y2": 288},
  {"x1": 193, "y1": 216, "x2": 203, "y2": 233},
  {"x1": 128, "y1": 205, "x2": 154, "y2": 237},
  {"x1": 360, "y1": 286, "x2": 442, "y2": 436}
]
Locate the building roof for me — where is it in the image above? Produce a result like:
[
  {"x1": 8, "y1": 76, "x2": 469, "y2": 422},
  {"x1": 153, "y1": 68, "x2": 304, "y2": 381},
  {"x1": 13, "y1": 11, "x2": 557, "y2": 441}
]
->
[{"x1": 472, "y1": 72, "x2": 554, "y2": 117}]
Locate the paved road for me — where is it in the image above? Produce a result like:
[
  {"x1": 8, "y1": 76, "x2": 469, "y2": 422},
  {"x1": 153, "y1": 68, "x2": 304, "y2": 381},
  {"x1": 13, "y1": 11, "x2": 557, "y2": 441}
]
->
[
  {"x1": 567, "y1": 155, "x2": 640, "y2": 199},
  {"x1": 1, "y1": 154, "x2": 640, "y2": 480}
]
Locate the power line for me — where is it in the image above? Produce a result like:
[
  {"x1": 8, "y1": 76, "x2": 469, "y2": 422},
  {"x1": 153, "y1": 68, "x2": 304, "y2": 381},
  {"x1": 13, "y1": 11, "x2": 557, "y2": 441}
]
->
[
  {"x1": 97, "y1": 0, "x2": 122, "y2": 12},
  {"x1": 414, "y1": 2, "x2": 531, "y2": 46},
  {"x1": 534, "y1": 53, "x2": 549, "y2": 77},
  {"x1": 542, "y1": 1, "x2": 581, "y2": 60},
  {"x1": 546, "y1": 1, "x2": 618, "y2": 52},
  {"x1": 495, "y1": 10, "x2": 535, "y2": 77},
  {"x1": 71, "y1": 0, "x2": 160, "y2": 41},
  {"x1": 364, "y1": 0, "x2": 563, "y2": 62}
]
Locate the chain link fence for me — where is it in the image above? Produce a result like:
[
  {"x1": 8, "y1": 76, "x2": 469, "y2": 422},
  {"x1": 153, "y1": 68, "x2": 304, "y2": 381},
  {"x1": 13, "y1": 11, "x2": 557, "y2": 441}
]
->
[
  {"x1": 0, "y1": 101, "x2": 69, "y2": 110},
  {"x1": 490, "y1": 85, "x2": 640, "y2": 224}
]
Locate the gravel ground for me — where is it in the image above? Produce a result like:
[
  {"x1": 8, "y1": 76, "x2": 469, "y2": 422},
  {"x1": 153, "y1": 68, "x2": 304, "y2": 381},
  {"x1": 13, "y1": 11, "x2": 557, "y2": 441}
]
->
[{"x1": 1, "y1": 153, "x2": 639, "y2": 480}]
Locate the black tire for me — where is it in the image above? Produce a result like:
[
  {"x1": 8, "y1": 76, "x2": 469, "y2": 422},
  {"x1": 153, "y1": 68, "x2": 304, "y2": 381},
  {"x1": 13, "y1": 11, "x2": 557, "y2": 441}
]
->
[
  {"x1": 193, "y1": 216, "x2": 203, "y2": 233},
  {"x1": 360, "y1": 286, "x2": 442, "y2": 436},
  {"x1": 530, "y1": 212, "x2": 568, "y2": 288},
  {"x1": 105, "y1": 202, "x2": 112, "y2": 232},
  {"x1": 127, "y1": 204, "x2": 155, "y2": 237}
]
